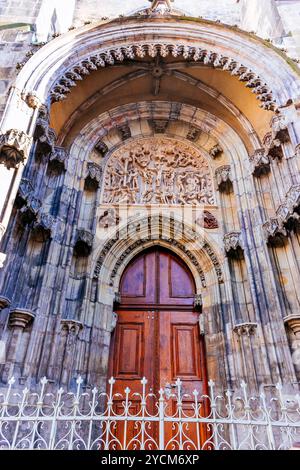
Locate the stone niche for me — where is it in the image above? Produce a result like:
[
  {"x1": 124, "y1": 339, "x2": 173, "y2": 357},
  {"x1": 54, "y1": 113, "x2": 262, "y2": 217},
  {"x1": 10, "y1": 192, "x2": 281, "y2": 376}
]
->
[{"x1": 101, "y1": 137, "x2": 215, "y2": 206}]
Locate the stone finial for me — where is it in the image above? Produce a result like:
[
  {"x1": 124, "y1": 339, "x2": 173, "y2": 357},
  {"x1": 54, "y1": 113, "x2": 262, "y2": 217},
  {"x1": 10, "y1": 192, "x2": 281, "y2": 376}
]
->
[
  {"x1": 224, "y1": 231, "x2": 243, "y2": 254},
  {"x1": 8, "y1": 308, "x2": 35, "y2": 329},
  {"x1": 194, "y1": 294, "x2": 203, "y2": 310},
  {"x1": 233, "y1": 322, "x2": 258, "y2": 336},
  {"x1": 74, "y1": 229, "x2": 94, "y2": 256},
  {"x1": 250, "y1": 149, "x2": 270, "y2": 176},
  {"x1": 0, "y1": 296, "x2": 11, "y2": 311},
  {"x1": 148, "y1": 0, "x2": 174, "y2": 14},
  {"x1": 209, "y1": 144, "x2": 223, "y2": 159},
  {"x1": 0, "y1": 129, "x2": 32, "y2": 169},
  {"x1": 271, "y1": 114, "x2": 289, "y2": 143},
  {"x1": 215, "y1": 166, "x2": 233, "y2": 192},
  {"x1": 284, "y1": 315, "x2": 300, "y2": 338}
]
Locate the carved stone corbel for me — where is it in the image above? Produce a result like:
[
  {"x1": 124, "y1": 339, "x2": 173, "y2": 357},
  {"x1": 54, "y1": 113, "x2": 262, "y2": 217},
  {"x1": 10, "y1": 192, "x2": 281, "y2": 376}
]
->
[
  {"x1": 263, "y1": 132, "x2": 283, "y2": 160},
  {"x1": 8, "y1": 308, "x2": 35, "y2": 329},
  {"x1": 186, "y1": 127, "x2": 200, "y2": 142},
  {"x1": 233, "y1": 322, "x2": 258, "y2": 337},
  {"x1": 194, "y1": 294, "x2": 203, "y2": 310},
  {"x1": 95, "y1": 140, "x2": 108, "y2": 157},
  {"x1": 284, "y1": 315, "x2": 300, "y2": 339},
  {"x1": 0, "y1": 129, "x2": 32, "y2": 169},
  {"x1": 209, "y1": 144, "x2": 223, "y2": 159},
  {"x1": 60, "y1": 319, "x2": 83, "y2": 336},
  {"x1": 74, "y1": 229, "x2": 94, "y2": 256},
  {"x1": 0, "y1": 296, "x2": 11, "y2": 311},
  {"x1": 250, "y1": 149, "x2": 270, "y2": 176},
  {"x1": 48, "y1": 146, "x2": 67, "y2": 172},
  {"x1": 24, "y1": 91, "x2": 42, "y2": 110},
  {"x1": 262, "y1": 218, "x2": 288, "y2": 246},
  {"x1": 19, "y1": 194, "x2": 42, "y2": 225},
  {"x1": 107, "y1": 312, "x2": 118, "y2": 333},
  {"x1": 33, "y1": 213, "x2": 56, "y2": 240},
  {"x1": 215, "y1": 166, "x2": 233, "y2": 192},
  {"x1": 224, "y1": 231, "x2": 243, "y2": 256},
  {"x1": 271, "y1": 114, "x2": 290, "y2": 143},
  {"x1": 35, "y1": 118, "x2": 56, "y2": 155},
  {"x1": 85, "y1": 162, "x2": 102, "y2": 190}
]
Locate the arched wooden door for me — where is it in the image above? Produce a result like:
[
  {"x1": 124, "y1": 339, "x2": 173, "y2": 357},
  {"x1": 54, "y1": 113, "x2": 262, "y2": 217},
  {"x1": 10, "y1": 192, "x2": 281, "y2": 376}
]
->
[{"x1": 108, "y1": 247, "x2": 209, "y2": 449}]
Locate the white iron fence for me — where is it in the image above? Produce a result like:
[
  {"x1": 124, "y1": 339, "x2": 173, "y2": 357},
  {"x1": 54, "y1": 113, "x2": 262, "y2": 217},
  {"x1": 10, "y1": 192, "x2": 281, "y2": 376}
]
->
[{"x1": 0, "y1": 376, "x2": 300, "y2": 450}]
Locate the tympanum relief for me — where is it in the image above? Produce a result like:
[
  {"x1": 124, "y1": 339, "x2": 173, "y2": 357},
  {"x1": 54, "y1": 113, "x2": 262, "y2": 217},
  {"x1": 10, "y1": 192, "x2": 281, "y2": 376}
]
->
[{"x1": 101, "y1": 138, "x2": 215, "y2": 206}]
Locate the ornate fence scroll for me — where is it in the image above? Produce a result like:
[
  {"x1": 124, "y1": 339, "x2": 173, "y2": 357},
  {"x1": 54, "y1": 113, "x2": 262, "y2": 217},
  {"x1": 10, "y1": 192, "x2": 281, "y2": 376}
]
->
[{"x1": 0, "y1": 377, "x2": 300, "y2": 450}]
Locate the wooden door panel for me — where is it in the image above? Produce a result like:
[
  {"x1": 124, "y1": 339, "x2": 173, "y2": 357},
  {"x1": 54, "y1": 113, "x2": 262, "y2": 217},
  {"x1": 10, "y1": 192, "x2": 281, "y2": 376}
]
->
[
  {"x1": 159, "y1": 251, "x2": 195, "y2": 306},
  {"x1": 114, "y1": 323, "x2": 144, "y2": 378},
  {"x1": 120, "y1": 251, "x2": 156, "y2": 305},
  {"x1": 172, "y1": 324, "x2": 202, "y2": 380}
]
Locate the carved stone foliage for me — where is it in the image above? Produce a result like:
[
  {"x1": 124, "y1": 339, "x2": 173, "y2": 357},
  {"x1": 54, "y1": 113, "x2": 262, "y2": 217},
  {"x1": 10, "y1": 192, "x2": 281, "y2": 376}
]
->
[
  {"x1": 0, "y1": 129, "x2": 32, "y2": 169},
  {"x1": 224, "y1": 231, "x2": 243, "y2": 256},
  {"x1": 50, "y1": 44, "x2": 277, "y2": 111},
  {"x1": 215, "y1": 166, "x2": 233, "y2": 192},
  {"x1": 16, "y1": 178, "x2": 42, "y2": 225},
  {"x1": 233, "y1": 322, "x2": 258, "y2": 336},
  {"x1": 250, "y1": 149, "x2": 270, "y2": 176},
  {"x1": 262, "y1": 218, "x2": 287, "y2": 245},
  {"x1": 74, "y1": 229, "x2": 94, "y2": 256},
  {"x1": 102, "y1": 137, "x2": 214, "y2": 205},
  {"x1": 196, "y1": 211, "x2": 219, "y2": 229},
  {"x1": 85, "y1": 162, "x2": 102, "y2": 190},
  {"x1": 271, "y1": 114, "x2": 290, "y2": 143},
  {"x1": 61, "y1": 319, "x2": 83, "y2": 337},
  {"x1": 8, "y1": 308, "x2": 35, "y2": 329}
]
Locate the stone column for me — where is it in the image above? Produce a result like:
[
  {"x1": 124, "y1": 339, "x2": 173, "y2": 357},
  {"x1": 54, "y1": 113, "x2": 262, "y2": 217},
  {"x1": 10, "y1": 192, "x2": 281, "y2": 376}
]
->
[{"x1": 1, "y1": 308, "x2": 35, "y2": 381}]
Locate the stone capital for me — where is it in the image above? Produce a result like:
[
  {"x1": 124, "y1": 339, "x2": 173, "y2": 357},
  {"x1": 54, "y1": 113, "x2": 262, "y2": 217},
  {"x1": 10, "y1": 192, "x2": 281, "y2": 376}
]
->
[
  {"x1": 250, "y1": 148, "x2": 270, "y2": 176},
  {"x1": 0, "y1": 129, "x2": 32, "y2": 169},
  {"x1": 284, "y1": 315, "x2": 300, "y2": 337},
  {"x1": 215, "y1": 165, "x2": 232, "y2": 192},
  {"x1": 8, "y1": 308, "x2": 35, "y2": 329},
  {"x1": 74, "y1": 229, "x2": 94, "y2": 256}
]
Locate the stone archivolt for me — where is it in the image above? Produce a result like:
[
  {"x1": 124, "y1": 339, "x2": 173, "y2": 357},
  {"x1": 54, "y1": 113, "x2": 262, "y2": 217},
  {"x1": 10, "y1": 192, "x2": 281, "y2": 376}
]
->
[
  {"x1": 50, "y1": 43, "x2": 276, "y2": 111},
  {"x1": 101, "y1": 138, "x2": 214, "y2": 206}
]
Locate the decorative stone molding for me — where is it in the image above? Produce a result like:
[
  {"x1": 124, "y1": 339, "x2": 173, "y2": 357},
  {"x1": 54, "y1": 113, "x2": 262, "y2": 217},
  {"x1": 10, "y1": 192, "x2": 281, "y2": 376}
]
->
[
  {"x1": 50, "y1": 43, "x2": 276, "y2": 111},
  {"x1": 8, "y1": 308, "x2": 35, "y2": 329},
  {"x1": 194, "y1": 294, "x2": 203, "y2": 310},
  {"x1": 215, "y1": 166, "x2": 233, "y2": 192},
  {"x1": 74, "y1": 229, "x2": 94, "y2": 256},
  {"x1": 0, "y1": 129, "x2": 32, "y2": 169},
  {"x1": 114, "y1": 292, "x2": 121, "y2": 306},
  {"x1": 249, "y1": 149, "x2": 270, "y2": 176},
  {"x1": 233, "y1": 322, "x2": 258, "y2": 336},
  {"x1": 209, "y1": 144, "x2": 223, "y2": 159},
  {"x1": 60, "y1": 319, "x2": 83, "y2": 336},
  {"x1": 263, "y1": 132, "x2": 283, "y2": 160},
  {"x1": 95, "y1": 141, "x2": 108, "y2": 157},
  {"x1": 107, "y1": 312, "x2": 118, "y2": 333},
  {"x1": 224, "y1": 231, "x2": 243, "y2": 255},
  {"x1": 85, "y1": 162, "x2": 102, "y2": 189},
  {"x1": 271, "y1": 114, "x2": 290, "y2": 143},
  {"x1": 93, "y1": 215, "x2": 224, "y2": 285},
  {"x1": 0, "y1": 296, "x2": 11, "y2": 311},
  {"x1": 284, "y1": 315, "x2": 300, "y2": 338},
  {"x1": 102, "y1": 137, "x2": 214, "y2": 205}
]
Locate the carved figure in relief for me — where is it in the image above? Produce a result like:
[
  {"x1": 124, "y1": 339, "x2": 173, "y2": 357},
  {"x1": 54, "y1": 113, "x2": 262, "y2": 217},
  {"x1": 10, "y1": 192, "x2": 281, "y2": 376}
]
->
[{"x1": 102, "y1": 137, "x2": 214, "y2": 206}]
